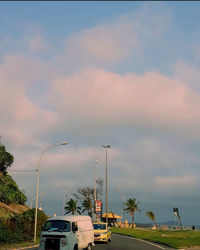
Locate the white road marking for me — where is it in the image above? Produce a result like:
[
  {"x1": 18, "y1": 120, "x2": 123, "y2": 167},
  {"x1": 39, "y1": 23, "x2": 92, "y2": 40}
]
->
[{"x1": 113, "y1": 233, "x2": 168, "y2": 249}]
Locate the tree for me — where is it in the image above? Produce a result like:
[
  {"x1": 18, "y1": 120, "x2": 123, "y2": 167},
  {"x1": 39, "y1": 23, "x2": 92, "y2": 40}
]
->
[
  {"x1": 64, "y1": 199, "x2": 81, "y2": 215},
  {"x1": 96, "y1": 178, "x2": 104, "y2": 201},
  {"x1": 146, "y1": 210, "x2": 157, "y2": 228},
  {"x1": 124, "y1": 198, "x2": 140, "y2": 228},
  {"x1": 0, "y1": 144, "x2": 14, "y2": 175},
  {"x1": 74, "y1": 178, "x2": 104, "y2": 214},
  {"x1": 75, "y1": 186, "x2": 94, "y2": 201},
  {"x1": 0, "y1": 174, "x2": 27, "y2": 205},
  {"x1": 173, "y1": 207, "x2": 182, "y2": 230},
  {"x1": 82, "y1": 197, "x2": 93, "y2": 217}
]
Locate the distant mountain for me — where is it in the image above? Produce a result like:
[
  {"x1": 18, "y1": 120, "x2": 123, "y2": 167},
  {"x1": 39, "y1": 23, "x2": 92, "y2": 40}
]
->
[
  {"x1": 158, "y1": 221, "x2": 175, "y2": 226},
  {"x1": 135, "y1": 223, "x2": 152, "y2": 228}
]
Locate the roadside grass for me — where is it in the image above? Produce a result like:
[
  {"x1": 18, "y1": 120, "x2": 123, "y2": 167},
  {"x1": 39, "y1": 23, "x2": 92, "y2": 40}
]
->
[{"x1": 111, "y1": 227, "x2": 200, "y2": 249}]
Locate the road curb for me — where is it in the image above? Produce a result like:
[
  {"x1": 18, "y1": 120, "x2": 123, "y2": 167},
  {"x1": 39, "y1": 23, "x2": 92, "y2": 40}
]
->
[{"x1": 2, "y1": 244, "x2": 39, "y2": 250}]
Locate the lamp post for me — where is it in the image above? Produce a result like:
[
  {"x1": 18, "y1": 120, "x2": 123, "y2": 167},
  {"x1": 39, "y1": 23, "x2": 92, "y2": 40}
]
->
[
  {"x1": 94, "y1": 159, "x2": 97, "y2": 222},
  {"x1": 63, "y1": 190, "x2": 68, "y2": 216},
  {"x1": 33, "y1": 142, "x2": 69, "y2": 243},
  {"x1": 102, "y1": 145, "x2": 111, "y2": 225},
  {"x1": 30, "y1": 192, "x2": 46, "y2": 209},
  {"x1": 115, "y1": 187, "x2": 125, "y2": 223},
  {"x1": 39, "y1": 192, "x2": 46, "y2": 211}
]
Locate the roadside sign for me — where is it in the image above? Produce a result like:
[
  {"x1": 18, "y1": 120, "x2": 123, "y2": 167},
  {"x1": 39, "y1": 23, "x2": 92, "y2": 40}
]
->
[{"x1": 95, "y1": 201, "x2": 102, "y2": 213}]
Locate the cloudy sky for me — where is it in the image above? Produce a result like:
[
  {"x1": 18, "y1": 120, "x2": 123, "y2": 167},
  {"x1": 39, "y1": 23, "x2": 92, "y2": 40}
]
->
[{"x1": 1, "y1": 2, "x2": 200, "y2": 225}]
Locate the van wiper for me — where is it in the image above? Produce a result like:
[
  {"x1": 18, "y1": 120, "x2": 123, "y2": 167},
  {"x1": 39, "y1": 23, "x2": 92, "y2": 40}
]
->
[
  {"x1": 47, "y1": 228, "x2": 64, "y2": 232},
  {"x1": 47, "y1": 228, "x2": 58, "y2": 232}
]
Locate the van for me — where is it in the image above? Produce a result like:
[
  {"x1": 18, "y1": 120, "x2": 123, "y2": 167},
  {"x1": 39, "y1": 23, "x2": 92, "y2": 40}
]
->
[{"x1": 38, "y1": 215, "x2": 94, "y2": 250}]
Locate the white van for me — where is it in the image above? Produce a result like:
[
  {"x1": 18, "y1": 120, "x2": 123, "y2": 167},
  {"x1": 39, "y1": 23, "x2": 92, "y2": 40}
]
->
[{"x1": 38, "y1": 215, "x2": 94, "y2": 250}]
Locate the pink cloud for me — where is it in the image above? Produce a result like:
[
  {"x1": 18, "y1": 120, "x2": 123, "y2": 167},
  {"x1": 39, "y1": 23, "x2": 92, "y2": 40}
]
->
[
  {"x1": 174, "y1": 60, "x2": 200, "y2": 92},
  {"x1": 29, "y1": 35, "x2": 47, "y2": 52},
  {"x1": 0, "y1": 54, "x2": 58, "y2": 148},
  {"x1": 0, "y1": 53, "x2": 47, "y2": 85},
  {"x1": 63, "y1": 7, "x2": 170, "y2": 66},
  {"x1": 50, "y1": 68, "x2": 200, "y2": 136},
  {"x1": 65, "y1": 21, "x2": 140, "y2": 65},
  {"x1": 155, "y1": 175, "x2": 199, "y2": 187}
]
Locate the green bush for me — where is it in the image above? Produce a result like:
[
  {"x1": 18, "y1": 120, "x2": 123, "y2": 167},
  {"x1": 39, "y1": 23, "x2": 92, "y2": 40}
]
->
[
  {"x1": 0, "y1": 208, "x2": 48, "y2": 244},
  {"x1": 0, "y1": 144, "x2": 14, "y2": 174},
  {"x1": 0, "y1": 218, "x2": 16, "y2": 243},
  {"x1": 0, "y1": 174, "x2": 27, "y2": 205}
]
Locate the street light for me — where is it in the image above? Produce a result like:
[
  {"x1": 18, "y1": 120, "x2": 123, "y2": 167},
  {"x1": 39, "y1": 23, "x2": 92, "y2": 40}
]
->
[
  {"x1": 63, "y1": 190, "x2": 68, "y2": 216},
  {"x1": 34, "y1": 142, "x2": 69, "y2": 243},
  {"x1": 115, "y1": 187, "x2": 125, "y2": 223},
  {"x1": 94, "y1": 159, "x2": 98, "y2": 222},
  {"x1": 30, "y1": 192, "x2": 46, "y2": 209},
  {"x1": 102, "y1": 145, "x2": 111, "y2": 225},
  {"x1": 39, "y1": 192, "x2": 46, "y2": 211}
]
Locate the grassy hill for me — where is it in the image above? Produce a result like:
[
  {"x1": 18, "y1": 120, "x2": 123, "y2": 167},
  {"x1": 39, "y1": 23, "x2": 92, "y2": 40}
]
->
[
  {"x1": 0, "y1": 201, "x2": 29, "y2": 220},
  {"x1": 0, "y1": 173, "x2": 29, "y2": 220}
]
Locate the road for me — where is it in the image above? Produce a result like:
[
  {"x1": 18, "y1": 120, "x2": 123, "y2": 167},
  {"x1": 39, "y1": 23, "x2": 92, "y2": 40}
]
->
[
  {"x1": 94, "y1": 233, "x2": 174, "y2": 250},
  {"x1": 29, "y1": 233, "x2": 174, "y2": 250}
]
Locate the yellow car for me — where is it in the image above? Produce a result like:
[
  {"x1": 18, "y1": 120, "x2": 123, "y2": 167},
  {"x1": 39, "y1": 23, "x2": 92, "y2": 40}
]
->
[{"x1": 93, "y1": 222, "x2": 111, "y2": 243}]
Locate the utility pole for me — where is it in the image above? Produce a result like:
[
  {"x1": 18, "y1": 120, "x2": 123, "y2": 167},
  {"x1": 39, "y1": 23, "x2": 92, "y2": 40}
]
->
[
  {"x1": 34, "y1": 142, "x2": 69, "y2": 243},
  {"x1": 94, "y1": 159, "x2": 97, "y2": 222},
  {"x1": 63, "y1": 191, "x2": 68, "y2": 216},
  {"x1": 102, "y1": 145, "x2": 111, "y2": 225}
]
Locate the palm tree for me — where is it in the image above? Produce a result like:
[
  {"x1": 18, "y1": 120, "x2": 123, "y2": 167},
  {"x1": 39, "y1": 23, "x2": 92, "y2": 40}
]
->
[
  {"x1": 146, "y1": 210, "x2": 157, "y2": 228},
  {"x1": 64, "y1": 198, "x2": 81, "y2": 215},
  {"x1": 82, "y1": 197, "x2": 93, "y2": 217},
  {"x1": 124, "y1": 198, "x2": 140, "y2": 228}
]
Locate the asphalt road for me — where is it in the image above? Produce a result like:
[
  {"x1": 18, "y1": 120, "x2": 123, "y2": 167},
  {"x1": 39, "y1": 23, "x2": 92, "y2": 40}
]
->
[
  {"x1": 30, "y1": 234, "x2": 174, "y2": 250},
  {"x1": 94, "y1": 233, "x2": 174, "y2": 250}
]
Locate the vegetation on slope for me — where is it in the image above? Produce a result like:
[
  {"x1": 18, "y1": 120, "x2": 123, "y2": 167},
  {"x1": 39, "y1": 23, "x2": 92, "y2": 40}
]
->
[
  {"x1": 0, "y1": 208, "x2": 48, "y2": 244},
  {"x1": 0, "y1": 174, "x2": 27, "y2": 205},
  {"x1": 0, "y1": 144, "x2": 14, "y2": 175},
  {"x1": 0, "y1": 143, "x2": 48, "y2": 244}
]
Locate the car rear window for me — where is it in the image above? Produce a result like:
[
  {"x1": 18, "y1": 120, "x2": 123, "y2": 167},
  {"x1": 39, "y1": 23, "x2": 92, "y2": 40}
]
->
[{"x1": 93, "y1": 224, "x2": 106, "y2": 230}]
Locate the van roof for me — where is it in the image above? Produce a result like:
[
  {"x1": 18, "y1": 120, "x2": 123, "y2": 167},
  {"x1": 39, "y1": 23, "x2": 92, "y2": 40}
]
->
[{"x1": 48, "y1": 215, "x2": 92, "y2": 222}]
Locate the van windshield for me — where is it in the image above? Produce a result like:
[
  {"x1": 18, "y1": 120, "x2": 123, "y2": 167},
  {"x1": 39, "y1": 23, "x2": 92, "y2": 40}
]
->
[{"x1": 43, "y1": 220, "x2": 71, "y2": 232}]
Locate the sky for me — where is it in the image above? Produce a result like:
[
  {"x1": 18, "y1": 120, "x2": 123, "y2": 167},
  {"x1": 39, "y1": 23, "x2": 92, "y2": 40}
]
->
[{"x1": 1, "y1": 1, "x2": 200, "y2": 225}]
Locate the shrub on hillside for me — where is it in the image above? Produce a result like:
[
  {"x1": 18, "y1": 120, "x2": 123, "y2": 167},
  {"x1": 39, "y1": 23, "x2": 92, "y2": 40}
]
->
[
  {"x1": 0, "y1": 144, "x2": 14, "y2": 175},
  {"x1": 10, "y1": 208, "x2": 48, "y2": 240},
  {"x1": 0, "y1": 175, "x2": 26, "y2": 205},
  {"x1": 0, "y1": 218, "x2": 19, "y2": 243},
  {"x1": 0, "y1": 208, "x2": 48, "y2": 244}
]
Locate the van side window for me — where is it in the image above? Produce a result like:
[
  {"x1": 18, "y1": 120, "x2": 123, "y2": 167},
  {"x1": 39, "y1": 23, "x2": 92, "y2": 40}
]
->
[{"x1": 72, "y1": 222, "x2": 78, "y2": 232}]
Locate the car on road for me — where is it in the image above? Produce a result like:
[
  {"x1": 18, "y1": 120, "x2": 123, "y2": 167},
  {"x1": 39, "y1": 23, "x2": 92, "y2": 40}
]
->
[
  {"x1": 39, "y1": 215, "x2": 94, "y2": 250},
  {"x1": 93, "y1": 222, "x2": 111, "y2": 243}
]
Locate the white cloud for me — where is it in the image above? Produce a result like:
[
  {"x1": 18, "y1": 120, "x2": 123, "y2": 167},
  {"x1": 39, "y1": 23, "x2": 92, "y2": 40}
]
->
[
  {"x1": 0, "y1": 54, "x2": 58, "y2": 149},
  {"x1": 29, "y1": 35, "x2": 47, "y2": 52},
  {"x1": 50, "y1": 67, "x2": 200, "y2": 138},
  {"x1": 174, "y1": 60, "x2": 200, "y2": 92},
  {"x1": 65, "y1": 21, "x2": 140, "y2": 65},
  {"x1": 62, "y1": 5, "x2": 171, "y2": 68},
  {"x1": 155, "y1": 175, "x2": 199, "y2": 187}
]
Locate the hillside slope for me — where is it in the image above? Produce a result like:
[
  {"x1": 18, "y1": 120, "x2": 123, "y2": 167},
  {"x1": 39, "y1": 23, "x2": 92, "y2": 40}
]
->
[{"x1": 0, "y1": 201, "x2": 29, "y2": 219}]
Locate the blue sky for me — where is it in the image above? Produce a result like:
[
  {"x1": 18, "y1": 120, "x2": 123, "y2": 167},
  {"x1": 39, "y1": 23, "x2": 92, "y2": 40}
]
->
[{"x1": 1, "y1": 2, "x2": 200, "y2": 225}]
